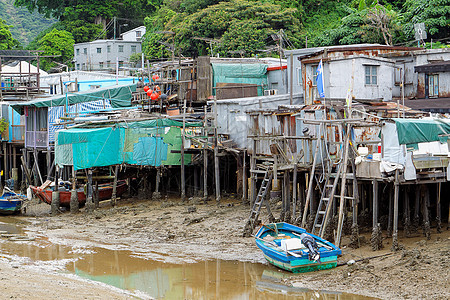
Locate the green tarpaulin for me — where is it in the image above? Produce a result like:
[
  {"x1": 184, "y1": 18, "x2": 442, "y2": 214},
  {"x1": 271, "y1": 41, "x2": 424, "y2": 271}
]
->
[
  {"x1": 212, "y1": 63, "x2": 268, "y2": 96},
  {"x1": 394, "y1": 118, "x2": 450, "y2": 146},
  {"x1": 55, "y1": 119, "x2": 202, "y2": 170},
  {"x1": 11, "y1": 84, "x2": 137, "y2": 115}
]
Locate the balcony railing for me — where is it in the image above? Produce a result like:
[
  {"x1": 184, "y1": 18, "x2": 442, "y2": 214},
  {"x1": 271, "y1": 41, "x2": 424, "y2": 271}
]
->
[{"x1": 26, "y1": 130, "x2": 48, "y2": 148}]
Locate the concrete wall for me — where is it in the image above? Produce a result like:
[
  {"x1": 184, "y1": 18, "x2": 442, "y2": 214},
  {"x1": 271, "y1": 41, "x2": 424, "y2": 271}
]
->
[
  {"x1": 121, "y1": 26, "x2": 146, "y2": 42},
  {"x1": 303, "y1": 56, "x2": 395, "y2": 103},
  {"x1": 74, "y1": 40, "x2": 142, "y2": 71}
]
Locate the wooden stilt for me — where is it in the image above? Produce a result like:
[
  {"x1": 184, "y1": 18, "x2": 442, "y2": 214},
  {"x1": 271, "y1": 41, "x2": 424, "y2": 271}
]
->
[
  {"x1": 404, "y1": 186, "x2": 411, "y2": 236},
  {"x1": 94, "y1": 180, "x2": 99, "y2": 208},
  {"x1": 153, "y1": 167, "x2": 161, "y2": 200},
  {"x1": 51, "y1": 165, "x2": 60, "y2": 215},
  {"x1": 111, "y1": 165, "x2": 119, "y2": 206},
  {"x1": 32, "y1": 149, "x2": 43, "y2": 185},
  {"x1": 371, "y1": 179, "x2": 382, "y2": 250},
  {"x1": 214, "y1": 97, "x2": 220, "y2": 203},
  {"x1": 292, "y1": 164, "x2": 298, "y2": 222},
  {"x1": 181, "y1": 99, "x2": 186, "y2": 201},
  {"x1": 86, "y1": 169, "x2": 94, "y2": 212},
  {"x1": 422, "y1": 185, "x2": 431, "y2": 240},
  {"x1": 414, "y1": 184, "x2": 421, "y2": 230},
  {"x1": 70, "y1": 166, "x2": 79, "y2": 214},
  {"x1": 20, "y1": 156, "x2": 32, "y2": 187},
  {"x1": 241, "y1": 151, "x2": 247, "y2": 204},
  {"x1": 392, "y1": 170, "x2": 400, "y2": 251},
  {"x1": 203, "y1": 106, "x2": 208, "y2": 203},
  {"x1": 436, "y1": 183, "x2": 441, "y2": 233}
]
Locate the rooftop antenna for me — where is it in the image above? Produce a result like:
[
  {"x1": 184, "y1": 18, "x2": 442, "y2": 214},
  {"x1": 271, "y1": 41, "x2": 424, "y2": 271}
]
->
[{"x1": 414, "y1": 23, "x2": 427, "y2": 48}]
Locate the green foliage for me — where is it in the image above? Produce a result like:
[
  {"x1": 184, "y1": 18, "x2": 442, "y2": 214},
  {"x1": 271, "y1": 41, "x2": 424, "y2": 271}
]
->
[
  {"x1": 159, "y1": 0, "x2": 303, "y2": 58},
  {"x1": 37, "y1": 29, "x2": 75, "y2": 71},
  {"x1": 402, "y1": 0, "x2": 450, "y2": 40},
  {"x1": 0, "y1": 117, "x2": 8, "y2": 134},
  {"x1": 0, "y1": 0, "x2": 55, "y2": 47},
  {"x1": 63, "y1": 20, "x2": 103, "y2": 43},
  {"x1": 25, "y1": 22, "x2": 65, "y2": 50},
  {"x1": 0, "y1": 18, "x2": 19, "y2": 49}
]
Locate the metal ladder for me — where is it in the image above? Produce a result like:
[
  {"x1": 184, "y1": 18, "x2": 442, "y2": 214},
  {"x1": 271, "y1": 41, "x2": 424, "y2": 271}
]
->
[{"x1": 242, "y1": 170, "x2": 274, "y2": 237}]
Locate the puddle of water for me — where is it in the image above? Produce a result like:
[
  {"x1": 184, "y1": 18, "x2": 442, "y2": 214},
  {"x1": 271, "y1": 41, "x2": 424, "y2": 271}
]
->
[{"x1": 0, "y1": 217, "x2": 378, "y2": 300}]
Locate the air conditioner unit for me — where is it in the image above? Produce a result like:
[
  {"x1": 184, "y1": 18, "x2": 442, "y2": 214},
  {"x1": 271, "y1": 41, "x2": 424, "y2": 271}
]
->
[{"x1": 264, "y1": 89, "x2": 278, "y2": 96}]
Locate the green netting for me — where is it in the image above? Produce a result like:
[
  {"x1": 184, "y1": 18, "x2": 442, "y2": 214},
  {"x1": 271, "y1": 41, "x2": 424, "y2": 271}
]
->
[
  {"x1": 394, "y1": 118, "x2": 450, "y2": 146},
  {"x1": 12, "y1": 84, "x2": 136, "y2": 114},
  {"x1": 212, "y1": 63, "x2": 268, "y2": 96},
  {"x1": 55, "y1": 119, "x2": 198, "y2": 170}
]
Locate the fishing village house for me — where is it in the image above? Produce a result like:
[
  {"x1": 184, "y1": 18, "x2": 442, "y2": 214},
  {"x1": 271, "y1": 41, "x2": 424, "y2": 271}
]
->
[
  {"x1": 73, "y1": 26, "x2": 145, "y2": 72},
  {"x1": 1, "y1": 44, "x2": 448, "y2": 253}
]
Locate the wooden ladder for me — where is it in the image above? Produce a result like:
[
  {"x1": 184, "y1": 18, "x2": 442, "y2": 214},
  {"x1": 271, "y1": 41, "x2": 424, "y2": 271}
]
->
[
  {"x1": 243, "y1": 170, "x2": 274, "y2": 237},
  {"x1": 312, "y1": 124, "x2": 355, "y2": 243}
]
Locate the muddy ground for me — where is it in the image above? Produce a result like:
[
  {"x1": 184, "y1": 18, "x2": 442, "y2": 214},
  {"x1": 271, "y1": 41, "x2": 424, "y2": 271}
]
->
[{"x1": 7, "y1": 195, "x2": 450, "y2": 299}]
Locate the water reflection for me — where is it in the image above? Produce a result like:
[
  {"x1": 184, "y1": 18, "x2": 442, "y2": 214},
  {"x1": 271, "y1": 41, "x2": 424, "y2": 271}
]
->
[{"x1": 0, "y1": 218, "x2": 377, "y2": 299}]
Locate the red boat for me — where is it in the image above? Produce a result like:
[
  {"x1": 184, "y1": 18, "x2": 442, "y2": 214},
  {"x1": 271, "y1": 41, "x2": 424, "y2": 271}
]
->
[{"x1": 31, "y1": 181, "x2": 128, "y2": 207}]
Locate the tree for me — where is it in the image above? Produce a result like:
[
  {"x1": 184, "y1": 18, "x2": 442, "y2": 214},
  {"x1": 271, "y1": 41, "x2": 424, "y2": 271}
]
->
[
  {"x1": 0, "y1": 18, "x2": 20, "y2": 49},
  {"x1": 159, "y1": 0, "x2": 303, "y2": 58},
  {"x1": 37, "y1": 29, "x2": 74, "y2": 71},
  {"x1": 402, "y1": 0, "x2": 450, "y2": 40}
]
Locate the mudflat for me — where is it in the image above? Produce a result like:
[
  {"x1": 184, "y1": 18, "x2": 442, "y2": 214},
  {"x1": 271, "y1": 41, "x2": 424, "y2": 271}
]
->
[{"x1": 8, "y1": 196, "x2": 450, "y2": 299}]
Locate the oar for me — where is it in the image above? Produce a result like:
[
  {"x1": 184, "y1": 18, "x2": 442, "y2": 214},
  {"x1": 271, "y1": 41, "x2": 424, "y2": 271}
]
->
[
  {"x1": 254, "y1": 236, "x2": 302, "y2": 258},
  {"x1": 291, "y1": 232, "x2": 334, "y2": 250}
]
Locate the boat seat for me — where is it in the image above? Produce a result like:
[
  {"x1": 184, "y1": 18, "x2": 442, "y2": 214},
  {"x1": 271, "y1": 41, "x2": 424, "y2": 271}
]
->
[{"x1": 280, "y1": 238, "x2": 305, "y2": 251}]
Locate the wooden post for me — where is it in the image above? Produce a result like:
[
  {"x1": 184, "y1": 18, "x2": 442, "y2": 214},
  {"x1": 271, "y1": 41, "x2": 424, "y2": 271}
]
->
[
  {"x1": 153, "y1": 167, "x2": 161, "y2": 200},
  {"x1": 214, "y1": 97, "x2": 220, "y2": 203},
  {"x1": 392, "y1": 170, "x2": 399, "y2": 251},
  {"x1": 86, "y1": 169, "x2": 94, "y2": 212},
  {"x1": 20, "y1": 156, "x2": 32, "y2": 186},
  {"x1": 32, "y1": 149, "x2": 43, "y2": 186},
  {"x1": 203, "y1": 105, "x2": 208, "y2": 203},
  {"x1": 181, "y1": 98, "x2": 186, "y2": 201},
  {"x1": 292, "y1": 164, "x2": 298, "y2": 222},
  {"x1": 387, "y1": 184, "x2": 393, "y2": 236},
  {"x1": 94, "y1": 180, "x2": 99, "y2": 208},
  {"x1": 436, "y1": 183, "x2": 441, "y2": 233},
  {"x1": 422, "y1": 184, "x2": 431, "y2": 240},
  {"x1": 111, "y1": 165, "x2": 119, "y2": 206},
  {"x1": 404, "y1": 186, "x2": 411, "y2": 237},
  {"x1": 51, "y1": 165, "x2": 60, "y2": 215},
  {"x1": 70, "y1": 166, "x2": 79, "y2": 214},
  {"x1": 371, "y1": 179, "x2": 382, "y2": 250},
  {"x1": 372, "y1": 179, "x2": 378, "y2": 228},
  {"x1": 241, "y1": 150, "x2": 247, "y2": 204},
  {"x1": 302, "y1": 123, "x2": 322, "y2": 227}
]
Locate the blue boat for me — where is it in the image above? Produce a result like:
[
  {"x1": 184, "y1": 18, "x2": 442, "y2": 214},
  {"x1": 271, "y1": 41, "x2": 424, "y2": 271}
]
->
[
  {"x1": 0, "y1": 191, "x2": 25, "y2": 215},
  {"x1": 255, "y1": 222, "x2": 342, "y2": 273}
]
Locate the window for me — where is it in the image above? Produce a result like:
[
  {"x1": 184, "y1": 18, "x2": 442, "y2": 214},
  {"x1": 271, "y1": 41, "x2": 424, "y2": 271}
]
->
[
  {"x1": 76, "y1": 64, "x2": 80, "y2": 70},
  {"x1": 312, "y1": 64, "x2": 318, "y2": 86},
  {"x1": 83, "y1": 48, "x2": 87, "y2": 54},
  {"x1": 107, "y1": 61, "x2": 111, "y2": 68},
  {"x1": 131, "y1": 45, "x2": 136, "y2": 53},
  {"x1": 97, "y1": 48, "x2": 102, "y2": 53},
  {"x1": 76, "y1": 49, "x2": 80, "y2": 55},
  {"x1": 118, "y1": 61, "x2": 124, "y2": 67},
  {"x1": 107, "y1": 45, "x2": 111, "y2": 53},
  {"x1": 365, "y1": 65, "x2": 378, "y2": 85},
  {"x1": 99, "y1": 62, "x2": 104, "y2": 69},
  {"x1": 118, "y1": 45, "x2": 124, "y2": 52},
  {"x1": 136, "y1": 31, "x2": 141, "y2": 38},
  {"x1": 428, "y1": 74, "x2": 439, "y2": 97},
  {"x1": 82, "y1": 63, "x2": 86, "y2": 70}
]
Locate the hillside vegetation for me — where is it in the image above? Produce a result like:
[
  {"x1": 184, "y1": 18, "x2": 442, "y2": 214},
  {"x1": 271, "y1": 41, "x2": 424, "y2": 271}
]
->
[
  {"x1": 6, "y1": 0, "x2": 450, "y2": 67},
  {"x1": 0, "y1": 0, "x2": 54, "y2": 47}
]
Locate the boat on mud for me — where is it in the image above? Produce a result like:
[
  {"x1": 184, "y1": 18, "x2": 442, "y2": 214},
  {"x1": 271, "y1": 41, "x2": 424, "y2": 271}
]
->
[
  {"x1": 0, "y1": 191, "x2": 26, "y2": 214},
  {"x1": 255, "y1": 222, "x2": 341, "y2": 273},
  {"x1": 31, "y1": 180, "x2": 128, "y2": 207}
]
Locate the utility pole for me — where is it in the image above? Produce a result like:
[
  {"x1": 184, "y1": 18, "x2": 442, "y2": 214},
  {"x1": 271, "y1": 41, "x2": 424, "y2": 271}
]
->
[{"x1": 113, "y1": 17, "x2": 116, "y2": 40}]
